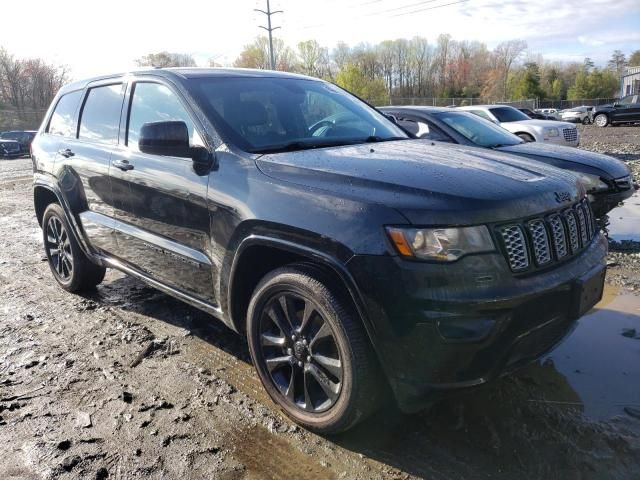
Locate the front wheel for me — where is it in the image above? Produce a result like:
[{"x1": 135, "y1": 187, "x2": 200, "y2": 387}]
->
[
  {"x1": 246, "y1": 266, "x2": 381, "y2": 434},
  {"x1": 42, "y1": 203, "x2": 106, "y2": 292},
  {"x1": 594, "y1": 113, "x2": 609, "y2": 127}
]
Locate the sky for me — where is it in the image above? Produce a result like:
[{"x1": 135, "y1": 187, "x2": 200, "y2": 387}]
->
[{"x1": 1, "y1": 0, "x2": 638, "y2": 79}]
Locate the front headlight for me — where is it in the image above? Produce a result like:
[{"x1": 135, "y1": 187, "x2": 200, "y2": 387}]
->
[
  {"x1": 575, "y1": 172, "x2": 609, "y2": 192},
  {"x1": 545, "y1": 128, "x2": 560, "y2": 137},
  {"x1": 386, "y1": 226, "x2": 495, "y2": 261}
]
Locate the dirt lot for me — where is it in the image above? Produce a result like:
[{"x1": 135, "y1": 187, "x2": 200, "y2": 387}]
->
[{"x1": 1, "y1": 127, "x2": 640, "y2": 480}]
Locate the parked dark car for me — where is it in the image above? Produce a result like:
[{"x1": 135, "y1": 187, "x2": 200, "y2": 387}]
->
[
  {"x1": 0, "y1": 130, "x2": 37, "y2": 155},
  {"x1": 518, "y1": 108, "x2": 554, "y2": 120},
  {"x1": 380, "y1": 106, "x2": 637, "y2": 217},
  {"x1": 1, "y1": 138, "x2": 22, "y2": 158},
  {"x1": 591, "y1": 94, "x2": 640, "y2": 127},
  {"x1": 32, "y1": 68, "x2": 606, "y2": 433}
]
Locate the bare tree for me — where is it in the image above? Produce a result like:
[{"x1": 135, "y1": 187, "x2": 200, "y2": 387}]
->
[
  {"x1": 135, "y1": 52, "x2": 197, "y2": 68},
  {"x1": 493, "y1": 39, "x2": 527, "y2": 99}
]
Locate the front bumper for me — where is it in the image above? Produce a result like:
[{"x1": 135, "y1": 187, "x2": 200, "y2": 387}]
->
[
  {"x1": 347, "y1": 233, "x2": 607, "y2": 412},
  {"x1": 543, "y1": 135, "x2": 579, "y2": 147}
]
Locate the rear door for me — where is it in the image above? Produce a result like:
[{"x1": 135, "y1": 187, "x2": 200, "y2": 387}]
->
[
  {"x1": 109, "y1": 78, "x2": 215, "y2": 304},
  {"x1": 55, "y1": 81, "x2": 125, "y2": 254}
]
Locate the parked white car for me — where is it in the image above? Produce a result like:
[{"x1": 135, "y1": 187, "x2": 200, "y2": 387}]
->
[
  {"x1": 559, "y1": 106, "x2": 592, "y2": 124},
  {"x1": 535, "y1": 108, "x2": 560, "y2": 119},
  {"x1": 457, "y1": 105, "x2": 580, "y2": 147}
]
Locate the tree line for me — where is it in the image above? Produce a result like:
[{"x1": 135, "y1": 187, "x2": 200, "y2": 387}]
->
[
  {"x1": 225, "y1": 36, "x2": 639, "y2": 103},
  {"x1": 0, "y1": 48, "x2": 69, "y2": 113}
]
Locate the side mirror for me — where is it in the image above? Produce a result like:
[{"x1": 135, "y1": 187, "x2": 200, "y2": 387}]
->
[
  {"x1": 613, "y1": 102, "x2": 620, "y2": 107},
  {"x1": 139, "y1": 120, "x2": 213, "y2": 171},
  {"x1": 384, "y1": 114, "x2": 398, "y2": 124}
]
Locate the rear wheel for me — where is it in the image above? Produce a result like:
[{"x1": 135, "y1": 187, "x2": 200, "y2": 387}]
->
[
  {"x1": 42, "y1": 203, "x2": 106, "y2": 292},
  {"x1": 247, "y1": 266, "x2": 381, "y2": 434},
  {"x1": 582, "y1": 117, "x2": 591, "y2": 125},
  {"x1": 594, "y1": 113, "x2": 609, "y2": 127},
  {"x1": 517, "y1": 133, "x2": 535, "y2": 142}
]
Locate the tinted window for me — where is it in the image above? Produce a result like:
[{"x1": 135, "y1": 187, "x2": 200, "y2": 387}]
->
[
  {"x1": 48, "y1": 90, "x2": 83, "y2": 137},
  {"x1": 127, "y1": 82, "x2": 200, "y2": 149},
  {"x1": 78, "y1": 84, "x2": 123, "y2": 144},
  {"x1": 189, "y1": 77, "x2": 408, "y2": 153},
  {"x1": 469, "y1": 109, "x2": 494, "y2": 121},
  {"x1": 489, "y1": 107, "x2": 531, "y2": 122},
  {"x1": 435, "y1": 111, "x2": 522, "y2": 147}
]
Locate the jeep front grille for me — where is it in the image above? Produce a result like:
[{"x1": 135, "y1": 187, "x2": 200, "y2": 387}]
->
[
  {"x1": 498, "y1": 199, "x2": 595, "y2": 273},
  {"x1": 562, "y1": 128, "x2": 578, "y2": 142},
  {"x1": 499, "y1": 225, "x2": 529, "y2": 272}
]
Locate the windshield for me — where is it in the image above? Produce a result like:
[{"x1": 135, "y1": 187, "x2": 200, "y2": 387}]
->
[
  {"x1": 489, "y1": 106, "x2": 531, "y2": 122},
  {"x1": 435, "y1": 111, "x2": 523, "y2": 147},
  {"x1": 188, "y1": 76, "x2": 408, "y2": 153}
]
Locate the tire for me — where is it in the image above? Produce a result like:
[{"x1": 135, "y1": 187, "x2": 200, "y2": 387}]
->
[
  {"x1": 517, "y1": 133, "x2": 535, "y2": 142},
  {"x1": 582, "y1": 117, "x2": 590, "y2": 125},
  {"x1": 42, "y1": 203, "x2": 106, "y2": 292},
  {"x1": 246, "y1": 265, "x2": 381, "y2": 434},
  {"x1": 594, "y1": 113, "x2": 609, "y2": 127}
]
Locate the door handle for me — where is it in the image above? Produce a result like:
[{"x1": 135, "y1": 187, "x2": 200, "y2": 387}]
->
[
  {"x1": 112, "y1": 159, "x2": 134, "y2": 171},
  {"x1": 58, "y1": 148, "x2": 74, "y2": 158}
]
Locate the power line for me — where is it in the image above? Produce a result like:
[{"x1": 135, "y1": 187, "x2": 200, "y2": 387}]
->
[
  {"x1": 390, "y1": 0, "x2": 472, "y2": 17},
  {"x1": 254, "y1": 0, "x2": 283, "y2": 70}
]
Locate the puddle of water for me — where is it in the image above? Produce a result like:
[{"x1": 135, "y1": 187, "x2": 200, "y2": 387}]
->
[
  {"x1": 543, "y1": 285, "x2": 640, "y2": 419},
  {"x1": 607, "y1": 190, "x2": 640, "y2": 241}
]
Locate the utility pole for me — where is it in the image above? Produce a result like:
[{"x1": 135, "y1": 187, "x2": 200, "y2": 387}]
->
[{"x1": 254, "y1": 0, "x2": 283, "y2": 70}]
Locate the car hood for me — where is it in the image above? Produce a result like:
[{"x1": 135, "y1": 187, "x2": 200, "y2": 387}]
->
[
  {"x1": 503, "y1": 119, "x2": 576, "y2": 129},
  {"x1": 496, "y1": 142, "x2": 631, "y2": 179},
  {"x1": 256, "y1": 140, "x2": 583, "y2": 225}
]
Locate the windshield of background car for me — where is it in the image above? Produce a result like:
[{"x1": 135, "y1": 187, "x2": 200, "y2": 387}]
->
[
  {"x1": 489, "y1": 107, "x2": 531, "y2": 122},
  {"x1": 435, "y1": 112, "x2": 522, "y2": 147},
  {"x1": 189, "y1": 76, "x2": 408, "y2": 153}
]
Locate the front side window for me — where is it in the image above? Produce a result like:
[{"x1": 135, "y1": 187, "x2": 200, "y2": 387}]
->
[
  {"x1": 488, "y1": 107, "x2": 531, "y2": 123},
  {"x1": 436, "y1": 112, "x2": 522, "y2": 147},
  {"x1": 189, "y1": 77, "x2": 408, "y2": 153},
  {"x1": 79, "y1": 84, "x2": 124, "y2": 144},
  {"x1": 127, "y1": 82, "x2": 201, "y2": 149},
  {"x1": 48, "y1": 90, "x2": 83, "y2": 137}
]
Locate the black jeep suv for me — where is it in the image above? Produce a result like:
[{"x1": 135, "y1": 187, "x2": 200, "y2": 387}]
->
[{"x1": 32, "y1": 68, "x2": 607, "y2": 433}]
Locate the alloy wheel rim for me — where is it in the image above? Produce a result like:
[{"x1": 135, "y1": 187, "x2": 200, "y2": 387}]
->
[
  {"x1": 259, "y1": 292, "x2": 343, "y2": 413},
  {"x1": 595, "y1": 115, "x2": 606, "y2": 127},
  {"x1": 45, "y1": 216, "x2": 73, "y2": 281}
]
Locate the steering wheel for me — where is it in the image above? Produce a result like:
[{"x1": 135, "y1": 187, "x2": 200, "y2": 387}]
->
[{"x1": 308, "y1": 119, "x2": 335, "y2": 136}]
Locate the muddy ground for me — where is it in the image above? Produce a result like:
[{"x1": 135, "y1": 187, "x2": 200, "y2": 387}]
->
[{"x1": 1, "y1": 127, "x2": 640, "y2": 480}]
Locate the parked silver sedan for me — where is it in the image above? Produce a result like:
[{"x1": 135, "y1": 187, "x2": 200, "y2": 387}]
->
[{"x1": 560, "y1": 106, "x2": 592, "y2": 124}]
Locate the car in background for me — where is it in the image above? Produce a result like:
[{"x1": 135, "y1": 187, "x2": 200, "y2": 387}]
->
[
  {"x1": 457, "y1": 104, "x2": 580, "y2": 147},
  {"x1": 560, "y1": 106, "x2": 592, "y2": 124},
  {"x1": 0, "y1": 130, "x2": 37, "y2": 156},
  {"x1": 381, "y1": 106, "x2": 637, "y2": 217},
  {"x1": 591, "y1": 94, "x2": 640, "y2": 127},
  {"x1": 0, "y1": 138, "x2": 22, "y2": 159},
  {"x1": 535, "y1": 108, "x2": 560, "y2": 119},
  {"x1": 519, "y1": 108, "x2": 554, "y2": 120}
]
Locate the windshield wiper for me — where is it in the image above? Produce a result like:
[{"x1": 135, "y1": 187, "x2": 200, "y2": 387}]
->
[
  {"x1": 249, "y1": 140, "x2": 354, "y2": 154},
  {"x1": 364, "y1": 135, "x2": 408, "y2": 143},
  {"x1": 250, "y1": 136, "x2": 409, "y2": 154}
]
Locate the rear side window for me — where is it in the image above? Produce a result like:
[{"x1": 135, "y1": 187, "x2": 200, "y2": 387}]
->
[
  {"x1": 48, "y1": 90, "x2": 83, "y2": 137},
  {"x1": 79, "y1": 84, "x2": 124, "y2": 144}
]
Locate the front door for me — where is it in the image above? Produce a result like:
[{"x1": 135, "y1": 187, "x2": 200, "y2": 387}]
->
[
  {"x1": 110, "y1": 80, "x2": 215, "y2": 305},
  {"x1": 612, "y1": 95, "x2": 640, "y2": 123}
]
